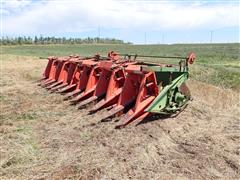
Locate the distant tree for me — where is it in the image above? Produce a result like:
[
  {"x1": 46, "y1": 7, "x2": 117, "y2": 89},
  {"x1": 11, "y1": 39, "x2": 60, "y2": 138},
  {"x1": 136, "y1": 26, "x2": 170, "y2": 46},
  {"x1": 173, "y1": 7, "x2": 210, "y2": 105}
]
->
[
  {"x1": 34, "y1": 36, "x2": 38, "y2": 44},
  {"x1": 0, "y1": 35, "x2": 129, "y2": 45},
  {"x1": 17, "y1": 37, "x2": 22, "y2": 45},
  {"x1": 27, "y1": 36, "x2": 32, "y2": 44}
]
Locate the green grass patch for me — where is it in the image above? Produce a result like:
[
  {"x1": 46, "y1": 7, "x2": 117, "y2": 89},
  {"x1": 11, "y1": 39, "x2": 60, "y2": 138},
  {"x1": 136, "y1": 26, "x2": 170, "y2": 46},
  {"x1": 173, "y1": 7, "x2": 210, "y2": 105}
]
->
[
  {"x1": 210, "y1": 67, "x2": 240, "y2": 89},
  {"x1": 2, "y1": 43, "x2": 239, "y2": 61},
  {"x1": 15, "y1": 125, "x2": 32, "y2": 133},
  {"x1": 16, "y1": 112, "x2": 38, "y2": 121},
  {"x1": 2, "y1": 43, "x2": 240, "y2": 90}
]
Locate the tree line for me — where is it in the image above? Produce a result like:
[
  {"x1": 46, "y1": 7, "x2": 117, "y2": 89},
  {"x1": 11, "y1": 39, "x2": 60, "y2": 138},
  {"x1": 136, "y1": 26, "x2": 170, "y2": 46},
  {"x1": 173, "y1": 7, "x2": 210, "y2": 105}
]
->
[{"x1": 0, "y1": 36, "x2": 131, "y2": 45}]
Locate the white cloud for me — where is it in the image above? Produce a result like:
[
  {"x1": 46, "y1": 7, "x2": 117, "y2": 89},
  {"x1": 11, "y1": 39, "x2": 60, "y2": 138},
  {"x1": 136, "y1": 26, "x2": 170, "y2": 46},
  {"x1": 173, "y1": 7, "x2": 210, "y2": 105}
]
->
[
  {"x1": 2, "y1": 0, "x2": 239, "y2": 35},
  {"x1": 2, "y1": 0, "x2": 32, "y2": 14}
]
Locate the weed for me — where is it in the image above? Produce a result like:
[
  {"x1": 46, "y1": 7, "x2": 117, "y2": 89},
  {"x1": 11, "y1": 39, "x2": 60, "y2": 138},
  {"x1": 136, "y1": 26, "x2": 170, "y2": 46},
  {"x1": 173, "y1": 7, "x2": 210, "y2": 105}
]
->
[{"x1": 16, "y1": 112, "x2": 38, "y2": 121}]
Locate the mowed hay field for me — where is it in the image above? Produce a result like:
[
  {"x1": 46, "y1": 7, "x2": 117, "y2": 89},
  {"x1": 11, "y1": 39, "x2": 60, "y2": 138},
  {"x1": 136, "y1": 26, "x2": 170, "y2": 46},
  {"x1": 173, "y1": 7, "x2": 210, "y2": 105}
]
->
[{"x1": 1, "y1": 44, "x2": 240, "y2": 179}]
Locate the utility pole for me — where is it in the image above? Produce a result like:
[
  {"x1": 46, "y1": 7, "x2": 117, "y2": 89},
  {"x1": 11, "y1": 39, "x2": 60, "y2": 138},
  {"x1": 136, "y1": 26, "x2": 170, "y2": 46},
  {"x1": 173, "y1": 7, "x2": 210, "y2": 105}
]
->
[
  {"x1": 144, "y1": 32, "x2": 147, "y2": 45},
  {"x1": 98, "y1": 26, "x2": 101, "y2": 43},
  {"x1": 162, "y1": 34, "x2": 164, "y2": 44},
  {"x1": 98, "y1": 26, "x2": 100, "y2": 38},
  {"x1": 98, "y1": 26, "x2": 101, "y2": 39},
  {"x1": 210, "y1": 30, "x2": 213, "y2": 43}
]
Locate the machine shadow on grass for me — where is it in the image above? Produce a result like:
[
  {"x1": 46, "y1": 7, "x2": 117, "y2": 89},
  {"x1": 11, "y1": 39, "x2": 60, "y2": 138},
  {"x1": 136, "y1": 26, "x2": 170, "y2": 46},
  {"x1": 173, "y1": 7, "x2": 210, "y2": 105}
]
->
[
  {"x1": 136, "y1": 114, "x2": 173, "y2": 126},
  {"x1": 98, "y1": 113, "x2": 172, "y2": 127}
]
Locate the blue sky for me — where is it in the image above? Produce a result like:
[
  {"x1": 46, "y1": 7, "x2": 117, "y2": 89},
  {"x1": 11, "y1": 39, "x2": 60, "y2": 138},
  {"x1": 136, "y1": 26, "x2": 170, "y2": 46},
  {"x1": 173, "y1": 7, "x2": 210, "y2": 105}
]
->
[{"x1": 1, "y1": 0, "x2": 239, "y2": 44}]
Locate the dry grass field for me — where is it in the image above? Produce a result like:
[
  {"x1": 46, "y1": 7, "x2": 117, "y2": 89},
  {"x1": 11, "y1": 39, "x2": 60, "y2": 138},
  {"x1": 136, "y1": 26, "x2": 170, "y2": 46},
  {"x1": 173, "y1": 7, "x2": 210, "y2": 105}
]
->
[{"x1": 0, "y1": 53, "x2": 239, "y2": 179}]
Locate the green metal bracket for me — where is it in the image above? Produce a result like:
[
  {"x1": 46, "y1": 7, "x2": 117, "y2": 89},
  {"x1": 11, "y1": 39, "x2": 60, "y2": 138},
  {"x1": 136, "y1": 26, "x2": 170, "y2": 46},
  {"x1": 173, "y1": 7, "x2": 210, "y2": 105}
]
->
[{"x1": 145, "y1": 73, "x2": 189, "y2": 114}]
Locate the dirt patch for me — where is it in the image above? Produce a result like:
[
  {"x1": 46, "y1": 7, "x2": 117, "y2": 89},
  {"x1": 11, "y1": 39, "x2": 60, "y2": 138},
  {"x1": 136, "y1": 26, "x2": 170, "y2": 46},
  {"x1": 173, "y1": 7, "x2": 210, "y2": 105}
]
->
[{"x1": 1, "y1": 55, "x2": 239, "y2": 179}]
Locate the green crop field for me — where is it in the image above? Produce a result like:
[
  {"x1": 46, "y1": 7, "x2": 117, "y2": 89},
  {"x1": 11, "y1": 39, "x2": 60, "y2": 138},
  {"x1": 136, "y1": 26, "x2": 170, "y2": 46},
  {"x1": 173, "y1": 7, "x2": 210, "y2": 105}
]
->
[{"x1": 2, "y1": 43, "x2": 240, "y2": 90}]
